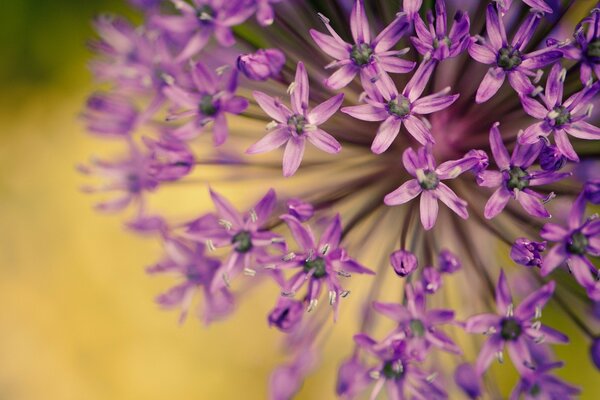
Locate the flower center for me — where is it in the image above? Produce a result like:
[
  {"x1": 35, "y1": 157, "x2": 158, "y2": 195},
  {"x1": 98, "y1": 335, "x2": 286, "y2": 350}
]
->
[
  {"x1": 127, "y1": 173, "x2": 143, "y2": 193},
  {"x1": 350, "y1": 43, "x2": 373, "y2": 66},
  {"x1": 304, "y1": 257, "x2": 327, "y2": 278},
  {"x1": 587, "y1": 39, "x2": 600, "y2": 60},
  {"x1": 387, "y1": 96, "x2": 411, "y2": 117},
  {"x1": 231, "y1": 230, "x2": 253, "y2": 253},
  {"x1": 185, "y1": 267, "x2": 205, "y2": 282},
  {"x1": 433, "y1": 36, "x2": 451, "y2": 49},
  {"x1": 409, "y1": 319, "x2": 426, "y2": 337},
  {"x1": 381, "y1": 360, "x2": 404, "y2": 380},
  {"x1": 567, "y1": 231, "x2": 588, "y2": 255},
  {"x1": 529, "y1": 383, "x2": 542, "y2": 397},
  {"x1": 497, "y1": 46, "x2": 523, "y2": 71},
  {"x1": 506, "y1": 166, "x2": 529, "y2": 191},
  {"x1": 549, "y1": 106, "x2": 571, "y2": 127},
  {"x1": 500, "y1": 317, "x2": 522, "y2": 341},
  {"x1": 196, "y1": 5, "x2": 215, "y2": 24},
  {"x1": 418, "y1": 170, "x2": 440, "y2": 190},
  {"x1": 287, "y1": 114, "x2": 307, "y2": 134},
  {"x1": 199, "y1": 94, "x2": 218, "y2": 116}
]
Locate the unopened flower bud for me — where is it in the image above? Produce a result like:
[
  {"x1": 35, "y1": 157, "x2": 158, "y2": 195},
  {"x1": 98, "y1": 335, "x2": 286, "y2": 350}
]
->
[
  {"x1": 438, "y1": 249, "x2": 461, "y2": 273},
  {"x1": 237, "y1": 48, "x2": 285, "y2": 81},
  {"x1": 390, "y1": 250, "x2": 418, "y2": 277},
  {"x1": 584, "y1": 180, "x2": 600, "y2": 204},
  {"x1": 510, "y1": 238, "x2": 546, "y2": 267},
  {"x1": 287, "y1": 198, "x2": 314, "y2": 222},
  {"x1": 422, "y1": 266, "x2": 441, "y2": 293},
  {"x1": 268, "y1": 297, "x2": 303, "y2": 332},
  {"x1": 539, "y1": 144, "x2": 567, "y2": 171}
]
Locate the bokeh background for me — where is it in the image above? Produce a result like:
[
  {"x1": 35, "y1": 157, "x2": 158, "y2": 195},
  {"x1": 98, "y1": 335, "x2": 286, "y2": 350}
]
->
[{"x1": 0, "y1": 1, "x2": 598, "y2": 399}]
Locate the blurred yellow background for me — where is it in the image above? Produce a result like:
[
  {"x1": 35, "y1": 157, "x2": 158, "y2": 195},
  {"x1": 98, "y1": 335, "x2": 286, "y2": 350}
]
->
[{"x1": 0, "y1": 1, "x2": 598, "y2": 399}]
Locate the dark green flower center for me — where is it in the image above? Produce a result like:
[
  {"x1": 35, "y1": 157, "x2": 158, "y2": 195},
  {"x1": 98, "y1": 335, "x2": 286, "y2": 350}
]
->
[
  {"x1": 587, "y1": 39, "x2": 600, "y2": 59},
  {"x1": 304, "y1": 257, "x2": 327, "y2": 278},
  {"x1": 232, "y1": 230, "x2": 253, "y2": 253},
  {"x1": 350, "y1": 43, "x2": 373, "y2": 66},
  {"x1": 497, "y1": 46, "x2": 523, "y2": 71},
  {"x1": 196, "y1": 5, "x2": 215, "y2": 23},
  {"x1": 287, "y1": 114, "x2": 307, "y2": 134},
  {"x1": 500, "y1": 317, "x2": 522, "y2": 341},
  {"x1": 409, "y1": 319, "x2": 426, "y2": 337},
  {"x1": 419, "y1": 170, "x2": 440, "y2": 190},
  {"x1": 567, "y1": 231, "x2": 589, "y2": 255},
  {"x1": 433, "y1": 36, "x2": 451, "y2": 49},
  {"x1": 387, "y1": 96, "x2": 411, "y2": 117},
  {"x1": 381, "y1": 361, "x2": 404, "y2": 380},
  {"x1": 199, "y1": 94, "x2": 218, "y2": 116},
  {"x1": 506, "y1": 166, "x2": 530, "y2": 191},
  {"x1": 529, "y1": 383, "x2": 542, "y2": 396},
  {"x1": 550, "y1": 106, "x2": 571, "y2": 126}
]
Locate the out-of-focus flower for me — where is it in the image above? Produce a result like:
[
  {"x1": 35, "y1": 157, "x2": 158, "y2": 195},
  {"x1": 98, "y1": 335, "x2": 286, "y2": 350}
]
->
[
  {"x1": 286, "y1": 198, "x2": 314, "y2": 222},
  {"x1": 237, "y1": 48, "x2": 285, "y2": 81},
  {"x1": 247, "y1": 62, "x2": 344, "y2": 176},
  {"x1": 584, "y1": 180, "x2": 600, "y2": 204},
  {"x1": 560, "y1": 8, "x2": 600, "y2": 84},
  {"x1": 310, "y1": 0, "x2": 414, "y2": 90},
  {"x1": 268, "y1": 297, "x2": 304, "y2": 332},
  {"x1": 439, "y1": 249, "x2": 461, "y2": 274},
  {"x1": 84, "y1": 92, "x2": 139, "y2": 137},
  {"x1": 510, "y1": 360, "x2": 580, "y2": 399},
  {"x1": 144, "y1": 136, "x2": 195, "y2": 182}
]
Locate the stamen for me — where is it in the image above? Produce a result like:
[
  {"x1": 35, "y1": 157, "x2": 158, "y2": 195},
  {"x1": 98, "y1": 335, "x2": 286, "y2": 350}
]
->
[
  {"x1": 218, "y1": 219, "x2": 233, "y2": 230},
  {"x1": 287, "y1": 81, "x2": 296, "y2": 95},
  {"x1": 222, "y1": 273, "x2": 231, "y2": 288},
  {"x1": 206, "y1": 239, "x2": 215, "y2": 252},
  {"x1": 320, "y1": 243, "x2": 330, "y2": 255},
  {"x1": 328, "y1": 290, "x2": 337, "y2": 305},
  {"x1": 496, "y1": 351, "x2": 504, "y2": 364},
  {"x1": 369, "y1": 371, "x2": 381, "y2": 380},
  {"x1": 283, "y1": 252, "x2": 296, "y2": 261},
  {"x1": 307, "y1": 298, "x2": 318, "y2": 312},
  {"x1": 249, "y1": 209, "x2": 258, "y2": 223},
  {"x1": 266, "y1": 120, "x2": 279, "y2": 131},
  {"x1": 243, "y1": 267, "x2": 256, "y2": 276},
  {"x1": 340, "y1": 290, "x2": 351, "y2": 298}
]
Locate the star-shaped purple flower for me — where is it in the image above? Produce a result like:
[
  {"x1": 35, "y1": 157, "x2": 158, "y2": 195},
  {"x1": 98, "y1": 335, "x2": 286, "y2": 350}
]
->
[
  {"x1": 164, "y1": 62, "x2": 249, "y2": 145},
  {"x1": 247, "y1": 62, "x2": 344, "y2": 177},
  {"x1": 510, "y1": 360, "x2": 580, "y2": 400},
  {"x1": 540, "y1": 194, "x2": 600, "y2": 300},
  {"x1": 309, "y1": 0, "x2": 415, "y2": 90},
  {"x1": 384, "y1": 146, "x2": 480, "y2": 230},
  {"x1": 518, "y1": 63, "x2": 600, "y2": 161},
  {"x1": 342, "y1": 61, "x2": 458, "y2": 153},
  {"x1": 468, "y1": 5, "x2": 562, "y2": 103},
  {"x1": 465, "y1": 271, "x2": 568, "y2": 376},
  {"x1": 476, "y1": 122, "x2": 570, "y2": 219},
  {"x1": 560, "y1": 8, "x2": 600, "y2": 85}
]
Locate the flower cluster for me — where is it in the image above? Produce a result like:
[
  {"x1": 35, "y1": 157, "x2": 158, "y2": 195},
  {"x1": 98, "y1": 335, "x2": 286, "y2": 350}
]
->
[{"x1": 82, "y1": 0, "x2": 600, "y2": 398}]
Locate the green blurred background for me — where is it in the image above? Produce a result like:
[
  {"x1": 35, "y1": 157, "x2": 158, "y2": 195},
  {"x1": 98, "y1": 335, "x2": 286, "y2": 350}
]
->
[{"x1": 0, "y1": 1, "x2": 598, "y2": 399}]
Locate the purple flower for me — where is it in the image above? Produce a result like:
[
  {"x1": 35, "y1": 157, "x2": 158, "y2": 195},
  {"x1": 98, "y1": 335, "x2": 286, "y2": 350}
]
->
[
  {"x1": 342, "y1": 60, "x2": 457, "y2": 152},
  {"x1": 390, "y1": 249, "x2": 418, "y2": 277},
  {"x1": 84, "y1": 92, "x2": 138, "y2": 137},
  {"x1": 385, "y1": 146, "x2": 480, "y2": 230},
  {"x1": 403, "y1": 0, "x2": 423, "y2": 21},
  {"x1": 495, "y1": 0, "x2": 554, "y2": 15},
  {"x1": 151, "y1": 0, "x2": 254, "y2": 61},
  {"x1": 468, "y1": 5, "x2": 561, "y2": 103},
  {"x1": 309, "y1": 0, "x2": 414, "y2": 90},
  {"x1": 518, "y1": 64, "x2": 600, "y2": 161},
  {"x1": 511, "y1": 238, "x2": 546, "y2": 267},
  {"x1": 247, "y1": 62, "x2": 344, "y2": 177},
  {"x1": 164, "y1": 62, "x2": 248, "y2": 145},
  {"x1": 465, "y1": 271, "x2": 568, "y2": 376},
  {"x1": 185, "y1": 188, "x2": 283, "y2": 291},
  {"x1": 540, "y1": 194, "x2": 600, "y2": 300},
  {"x1": 539, "y1": 142, "x2": 567, "y2": 171},
  {"x1": 454, "y1": 363, "x2": 482, "y2": 399},
  {"x1": 144, "y1": 136, "x2": 195, "y2": 182},
  {"x1": 237, "y1": 48, "x2": 285, "y2": 81},
  {"x1": 268, "y1": 297, "x2": 304, "y2": 333},
  {"x1": 477, "y1": 122, "x2": 569, "y2": 219},
  {"x1": 439, "y1": 249, "x2": 461, "y2": 274},
  {"x1": 147, "y1": 239, "x2": 234, "y2": 325},
  {"x1": 560, "y1": 8, "x2": 600, "y2": 84},
  {"x1": 286, "y1": 198, "x2": 314, "y2": 222},
  {"x1": 510, "y1": 361, "x2": 580, "y2": 400},
  {"x1": 411, "y1": 0, "x2": 471, "y2": 61},
  {"x1": 584, "y1": 179, "x2": 600, "y2": 204},
  {"x1": 372, "y1": 285, "x2": 460, "y2": 358},
  {"x1": 352, "y1": 335, "x2": 447, "y2": 399},
  {"x1": 276, "y1": 214, "x2": 373, "y2": 318}
]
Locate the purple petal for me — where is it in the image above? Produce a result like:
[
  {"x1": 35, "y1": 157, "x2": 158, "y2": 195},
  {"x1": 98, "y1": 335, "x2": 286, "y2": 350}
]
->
[
  {"x1": 281, "y1": 214, "x2": 316, "y2": 250},
  {"x1": 476, "y1": 67, "x2": 505, "y2": 103},
  {"x1": 350, "y1": 0, "x2": 370, "y2": 43},
  {"x1": 507, "y1": 70, "x2": 534, "y2": 96},
  {"x1": 515, "y1": 280, "x2": 555, "y2": 320},
  {"x1": 420, "y1": 190, "x2": 439, "y2": 230},
  {"x1": 484, "y1": 186, "x2": 511, "y2": 219},
  {"x1": 496, "y1": 270, "x2": 512, "y2": 315},
  {"x1": 539, "y1": 223, "x2": 568, "y2": 241},
  {"x1": 404, "y1": 59, "x2": 435, "y2": 101},
  {"x1": 455, "y1": 363, "x2": 482, "y2": 399},
  {"x1": 506, "y1": 340, "x2": 532, "y2": 373},
  {"x1": 371, "y1": 117, "x2": 402, "y2": 154},
  {"x1": 282, "y1": 137, "x2": 306, "y2": 177},
  {"x1": 325, "y1": 64, "x2": 358, "y2": 90},
  {"x1": 485, "y1": 4, "x2": 506, "y2": 50},
  {"x1": 518, "y1": 121, "x2": 551, "y2": 144},
  {"x1": 468, "y1": 42, "x2": 496, "y2": 64},
  {"x1": 475, "y1": 335, "x2": 503, "y2": 376},
  {"x1": 191, "y1": 61, "x2": 217, "y2": 92},
  {"x1": 511, "y1": 141, "x2": 542, "y2": 168},
  {"x1": 402, "y1": 147, "x2": 420, "y2": 176},
  {"x1": 374, "y1": 14, "x2": 410, "y2": 52},
  {"x1": 435, "y1": 183, "x2": 468, "y2": 219},
  {"x1": 520, "y1": 50, "x2": 562, "y2": 69},
  {"x1": 516, "y1": 189, "x2": 550, "y2": 218},
  {"x1": 252, "y1": 189, "x2": 277, "y2": 226},
  {"x1": 404, "y1": 115, "x2": 434, "y2": 145},
  {"x1": 309, "y1": 29, "x2": 349, "y2": 60},
  {"x1": 308, "y1": 93, "x2": 344, "y2": 125},
  {"x1": 253, "y1": 91, "x2": 292, "y2": 123},
  {"x1": 476, "y1": 170, "x2": 503, "y2": 187},
  {"x1": 569, "y1": 255, "x2": 597, "y2": 291},
  {"x1": 511, "y1": 13, "x2": 541, "y2": 51},
  {"x1": 540, "y1": 244, "x2": 567, "y2": 276},
  {"x1": 554, "y1": 129, "x2": 579, "y2": 161},
  {"x1": 520, "y1": 95, "x2": 548, "y2": 119},
  {"x1": 319, "y1": 214, "x2": 342, "y2": 250},
  {"x1": 212, "y1": 113, "x2": 228, "y2": 146},
  {"x1": 465, "y1": 313, "x2": 500, "y2": 334},
  {"x1": 306, "y1": 129, "x2": 341, "y2": 154},
  {"x1": 384, "y1": 179, "x2": 423, "y2": 205},
  {"x1": 291, "y1": 62, "x2": 309, "y2": 114},
  {"x1": 566, "y1": 121, "x2": 600, "y2": 140},
  {"x1": 533, "y1": 325, "x2": 569, "y2": 344},
  {"x1": 412, "y1": 92, "x2": 459, "y2": 114},
  {"x1": 377, "y1": 56, "x2": 416, "y2": 74},
  {"x1": 341, "y1": 104, "x2": 388, "y2": 121},
  {"x1": 372, "y1": 302, "x2": 411, "y2": 322},
  {"x1": 246, "y1": 128, "x2": 290, "y2": 154},
  {"x1": 545, "y1": 64, "x2": 564, "y2": 108},
  {"x1": 210, "y1": 188, "x2": 243, "y2": 227},
  {"x1": 489, "y1": 122, "x2": 510, "y2": 170}
]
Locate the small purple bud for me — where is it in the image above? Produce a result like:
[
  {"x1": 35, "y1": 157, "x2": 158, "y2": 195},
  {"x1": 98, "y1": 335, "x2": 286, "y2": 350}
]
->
[
  {"x1": 454, "y1": 363, "x2": 482, "y2": 399},
  {"x1": 268, "y1": 297, "x2": 303, "y2": 333},
  {"x1": 584, "y1": 180, "x2": 600, "y2": 204},
  {"x1": 422, "y1": 266, "x2": 441, "y2": 293},
  {"x1": 465, "y1": 149, "x2": 489, "y2": 173},
  {"x1": 287, "y1": 198, "x2": 314, "y2": 222},
  {"x1": 336, "y1": 358, "x2": 369, "y2": 397},
  {"x1": 591, "y1": 338, "x2": 600, "y2": 370},
  {"x1": 439, "y1": 249, "x2": 461, "y2": 274},
  {"x1": 510, "y1": 238, "x2": 546, "y2": 267},
  {"x1": 539, "y1": 144, "x2": 567, "y2": 171},
  {"x1": 390, "y1": 250, "x2": 418, "y2": 277},
  {"x1": 237, "y1": 48, "x2": 285, "y2": 81}
]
